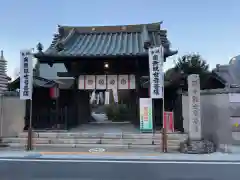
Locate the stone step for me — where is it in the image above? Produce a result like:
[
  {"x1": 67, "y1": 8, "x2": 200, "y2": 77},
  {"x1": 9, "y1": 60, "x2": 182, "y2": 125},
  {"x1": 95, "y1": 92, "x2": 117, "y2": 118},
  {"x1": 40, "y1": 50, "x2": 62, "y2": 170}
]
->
[
  {"x1": 6, "y1": 143, "x2": 180, "y2": 151},
  {"x1": 18, "y1": 132, "x2": 187, "y2": 140},
  {"x1": 2, "y1": 137, "x2": 182, "y2": 146}
]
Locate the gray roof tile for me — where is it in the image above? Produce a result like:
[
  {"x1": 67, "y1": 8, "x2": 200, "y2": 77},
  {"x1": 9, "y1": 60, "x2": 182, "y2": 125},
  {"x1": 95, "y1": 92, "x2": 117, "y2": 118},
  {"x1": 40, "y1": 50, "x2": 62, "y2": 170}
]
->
[
  {"x1": 44, "y1": 22, "x2": 176, "y2": 57},
  {"x1": 213, "y1": 61, "x2": 240, "y2": 86}
]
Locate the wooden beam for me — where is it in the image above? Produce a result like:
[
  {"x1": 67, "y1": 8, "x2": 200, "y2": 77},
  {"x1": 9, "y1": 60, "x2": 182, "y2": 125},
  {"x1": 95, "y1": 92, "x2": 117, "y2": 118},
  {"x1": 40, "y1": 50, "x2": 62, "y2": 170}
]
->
[{"x1": 57, "y1": 72, "x2": 74, "y2": 77}]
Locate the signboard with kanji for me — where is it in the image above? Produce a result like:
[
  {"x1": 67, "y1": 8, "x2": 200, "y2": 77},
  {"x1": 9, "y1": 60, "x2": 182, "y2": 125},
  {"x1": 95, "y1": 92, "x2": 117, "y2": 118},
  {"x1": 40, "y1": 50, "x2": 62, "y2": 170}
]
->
[
  {"x1": 139, "y1": 98, "x2": 153, "y2": 132},
  {"x1": 148, "y1": 46, "x2": 164, "y2": 99}
]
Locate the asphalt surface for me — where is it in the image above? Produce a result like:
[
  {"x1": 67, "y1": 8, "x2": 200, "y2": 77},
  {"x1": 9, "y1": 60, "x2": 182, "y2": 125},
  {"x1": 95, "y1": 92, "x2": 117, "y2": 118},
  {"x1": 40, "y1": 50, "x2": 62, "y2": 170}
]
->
[{"x1": 0, "y1": 159, "x2": 239, "y2": 180}]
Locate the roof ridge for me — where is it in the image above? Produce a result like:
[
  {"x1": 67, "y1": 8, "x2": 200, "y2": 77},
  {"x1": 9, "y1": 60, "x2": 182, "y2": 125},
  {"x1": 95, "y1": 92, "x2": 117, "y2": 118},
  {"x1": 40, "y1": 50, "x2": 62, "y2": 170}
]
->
[
  {"x1": 59, "y1": 22, "x2": 162, "y2": 29},
  {"x1": 57, "y1": 22, "x2": 162, "y2": 34}
]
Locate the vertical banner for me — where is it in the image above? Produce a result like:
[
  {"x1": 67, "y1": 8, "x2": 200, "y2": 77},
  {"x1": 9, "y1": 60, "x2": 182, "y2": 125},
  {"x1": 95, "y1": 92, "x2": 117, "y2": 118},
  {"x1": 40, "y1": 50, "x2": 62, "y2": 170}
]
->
[
  {"x1": 139, "y1": 98, "x2": 153, "y2": 132},
  {"x1": 85, "y1": 75, "x2": 96, "y2": 89},
  {"x1": 188, "y1": 74, "x2": 201, "y2": 140},
  {"x1": 129, "y1": 74, "x2": 136, "y2": 89},
  {"x1": 20, "y1": 50, "x2": 33, "y2": 100},
  {"x1": 107, "y1": 75, "x2": 118, "y2": 89},
  {"x1": 78, "y1": 75, "x2": 85, "y2": 89},
  {"x1": 118, "y1": 75, "x2": 128, "y2": 89},
  {"x1": 96, "y1": 75, "x2": 107, "y2": 89},
  {"x1": 148, "y1": 46, "x2": 164, "y2": 99}
]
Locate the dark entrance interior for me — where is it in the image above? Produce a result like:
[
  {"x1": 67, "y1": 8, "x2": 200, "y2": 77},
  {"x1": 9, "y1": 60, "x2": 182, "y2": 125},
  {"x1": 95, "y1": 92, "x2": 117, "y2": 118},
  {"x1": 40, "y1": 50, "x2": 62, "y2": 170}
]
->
[{"x1": 24, "y1": 87, "x2": 91, "y2": 130}]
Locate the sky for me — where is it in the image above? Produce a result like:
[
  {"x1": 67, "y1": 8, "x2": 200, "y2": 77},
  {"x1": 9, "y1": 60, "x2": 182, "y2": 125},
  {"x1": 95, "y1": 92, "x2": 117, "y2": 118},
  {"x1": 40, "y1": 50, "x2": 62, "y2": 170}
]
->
[{"x1": 0, "y1": 0, "x2": 240, "y2": 78}]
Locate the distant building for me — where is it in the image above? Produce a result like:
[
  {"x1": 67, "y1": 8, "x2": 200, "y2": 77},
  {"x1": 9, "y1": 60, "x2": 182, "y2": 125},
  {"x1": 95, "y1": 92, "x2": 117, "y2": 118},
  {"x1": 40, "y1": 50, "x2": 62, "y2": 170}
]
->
[{"x1": 213, "y1": 55, "x2": 240, "y2": 87}]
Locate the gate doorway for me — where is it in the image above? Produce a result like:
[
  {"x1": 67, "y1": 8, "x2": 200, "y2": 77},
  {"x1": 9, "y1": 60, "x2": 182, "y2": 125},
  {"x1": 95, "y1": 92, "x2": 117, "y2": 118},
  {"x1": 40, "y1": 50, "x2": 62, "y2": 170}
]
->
[{"x1": 25, "y1": 85, "x2": 138, "y2": 131}]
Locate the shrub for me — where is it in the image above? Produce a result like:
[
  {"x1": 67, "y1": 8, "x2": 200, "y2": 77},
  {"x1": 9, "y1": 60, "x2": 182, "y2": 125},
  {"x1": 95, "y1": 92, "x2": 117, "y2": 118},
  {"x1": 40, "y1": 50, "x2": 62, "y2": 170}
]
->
[{"x1": 105, "y1": 104, "x2": 132, "y2": 122}]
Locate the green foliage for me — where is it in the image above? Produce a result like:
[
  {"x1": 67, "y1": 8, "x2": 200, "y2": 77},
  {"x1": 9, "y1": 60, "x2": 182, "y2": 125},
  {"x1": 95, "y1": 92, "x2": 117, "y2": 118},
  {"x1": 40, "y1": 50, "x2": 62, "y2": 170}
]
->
[
  {"x1": 164, "y1": 54, "x2": 211, "y2": 89},
  {"x1": 174, "y1": 54, "x2": 209, "y2": 75},
  {"x1": 105, "y1": 104, "x2": 132, "y2": 122},
  {"x1": 165, "y1": 68, "x2": 176, "y2": 81}
]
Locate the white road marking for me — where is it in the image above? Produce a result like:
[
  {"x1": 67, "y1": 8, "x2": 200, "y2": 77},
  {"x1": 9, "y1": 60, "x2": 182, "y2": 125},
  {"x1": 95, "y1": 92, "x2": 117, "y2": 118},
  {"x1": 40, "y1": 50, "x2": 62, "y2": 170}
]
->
[
  {"x1": 0, "y1": 158, "x2": 239, "y2": 164},
  {"x1": 89, "y1": 148, "x2": 106, "y2": 153}
]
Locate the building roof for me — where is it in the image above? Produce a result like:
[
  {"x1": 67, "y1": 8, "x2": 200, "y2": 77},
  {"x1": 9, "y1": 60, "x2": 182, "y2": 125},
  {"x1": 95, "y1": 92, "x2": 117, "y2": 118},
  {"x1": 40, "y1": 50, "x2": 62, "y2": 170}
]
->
[
  {"x1": 38, "y1": 22, "x2": 177, "y2": 58},
  {"x1": 213, "y1": 62, "x2": 240, "y2": 87},
  {"x1": 8, "y1": 76, "x2": 58, "y2": 90}
]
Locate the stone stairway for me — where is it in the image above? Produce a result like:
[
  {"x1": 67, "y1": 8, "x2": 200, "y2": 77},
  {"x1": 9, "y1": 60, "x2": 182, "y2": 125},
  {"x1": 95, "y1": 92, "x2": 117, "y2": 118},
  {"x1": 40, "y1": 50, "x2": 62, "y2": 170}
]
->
[{"x1": 2, "y1": 132, "x2": 187, "y2": 152}]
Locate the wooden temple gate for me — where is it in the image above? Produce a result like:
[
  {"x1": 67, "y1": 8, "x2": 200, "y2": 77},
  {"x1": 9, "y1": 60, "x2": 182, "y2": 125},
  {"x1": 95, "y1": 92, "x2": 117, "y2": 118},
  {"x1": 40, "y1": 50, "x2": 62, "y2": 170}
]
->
[{"x1": 29, "y1": 22, "x2": 178, "y2": 130}]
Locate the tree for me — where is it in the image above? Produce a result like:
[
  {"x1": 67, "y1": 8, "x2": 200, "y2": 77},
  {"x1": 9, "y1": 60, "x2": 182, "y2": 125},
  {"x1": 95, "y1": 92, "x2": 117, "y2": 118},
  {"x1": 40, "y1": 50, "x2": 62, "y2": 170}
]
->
[
  {"x1": 174, "y1": 54, "x2": 209, "y2": 75},
  {"x1": 166, "y1": 54, "x2": 210, "y2": 89}
]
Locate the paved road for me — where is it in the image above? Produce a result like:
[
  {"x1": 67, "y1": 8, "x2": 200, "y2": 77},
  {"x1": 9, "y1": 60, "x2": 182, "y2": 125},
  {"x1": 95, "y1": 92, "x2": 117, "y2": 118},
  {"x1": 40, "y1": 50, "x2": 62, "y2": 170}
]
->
[{"x1": 0, "y1": 159, "x2": 239, "y2": 180}]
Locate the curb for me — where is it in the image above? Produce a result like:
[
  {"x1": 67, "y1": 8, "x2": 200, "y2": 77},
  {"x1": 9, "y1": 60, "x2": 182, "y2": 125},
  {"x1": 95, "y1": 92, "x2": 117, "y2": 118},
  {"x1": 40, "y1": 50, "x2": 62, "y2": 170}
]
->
[
  {"x1": 36, "y1": 152, "x2": 240, "y2": 162},
  {"x1": 39, "y1": 152, "x2": 160, "y2": 156},
  {"x1": 1, "y1": 155, "x2": 240, "y2": 163},
  {"x1": 36, "y1": 158, "x2": 240, "y2": 162}
]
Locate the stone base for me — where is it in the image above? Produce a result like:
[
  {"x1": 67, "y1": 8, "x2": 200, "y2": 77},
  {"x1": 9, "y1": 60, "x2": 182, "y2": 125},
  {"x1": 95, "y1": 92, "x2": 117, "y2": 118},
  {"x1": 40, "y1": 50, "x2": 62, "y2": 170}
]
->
[{"x1": 180, "y1": 139, "x2": 216, "y2": 154}]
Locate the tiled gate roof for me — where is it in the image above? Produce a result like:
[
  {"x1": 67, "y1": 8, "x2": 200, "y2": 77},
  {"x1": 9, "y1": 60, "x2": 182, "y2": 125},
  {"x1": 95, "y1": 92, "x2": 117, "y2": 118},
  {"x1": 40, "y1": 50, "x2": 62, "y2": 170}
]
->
[{"x1": 43, "y1": 22, "x2": 177, "y2": 58}]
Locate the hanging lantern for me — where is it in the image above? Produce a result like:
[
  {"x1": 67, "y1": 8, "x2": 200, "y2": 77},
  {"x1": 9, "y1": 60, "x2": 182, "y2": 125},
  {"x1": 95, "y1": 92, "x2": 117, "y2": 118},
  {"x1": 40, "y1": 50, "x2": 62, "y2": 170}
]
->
[{"x1": 49, "y1": 86, "x2": 59, "y2": 99}]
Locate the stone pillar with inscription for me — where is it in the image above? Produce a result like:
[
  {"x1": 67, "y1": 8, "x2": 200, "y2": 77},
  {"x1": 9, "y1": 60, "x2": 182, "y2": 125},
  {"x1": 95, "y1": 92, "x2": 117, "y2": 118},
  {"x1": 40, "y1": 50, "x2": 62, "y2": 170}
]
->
[
  {"x1": 180, "y1": 74, "x2": 215, "y2": 154},
  {"x1": 188, "y1": 74, "x2": 201, "y2": 140}
]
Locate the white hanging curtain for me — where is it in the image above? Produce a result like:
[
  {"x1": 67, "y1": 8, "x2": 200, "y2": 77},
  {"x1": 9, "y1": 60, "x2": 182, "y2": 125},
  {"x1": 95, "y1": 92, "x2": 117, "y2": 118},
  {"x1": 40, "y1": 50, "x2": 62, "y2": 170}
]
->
[
  {"x1": 99, "y1": 92, "x2": 104, "y2": 104},
  {"x1": 96, "y1": 93, "x2": 100, "y2": 105},
  {"x1": 104, "y1": 91, "x2": 110, "y2": 105},
  {"x1": 112, "y1": 88, "x2": 118, "y2": 103},
  {"x1": 90, "y1": 90, "x2": 96, "y2": 104}
]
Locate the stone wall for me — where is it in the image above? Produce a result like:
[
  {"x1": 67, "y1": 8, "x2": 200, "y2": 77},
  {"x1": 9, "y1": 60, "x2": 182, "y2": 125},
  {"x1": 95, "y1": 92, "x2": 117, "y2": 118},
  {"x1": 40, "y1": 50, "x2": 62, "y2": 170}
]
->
[
  {"x1": 0, "y1": 96, "x2": 25, "y2": 137},
  {"x1": 182, "y1": 88, "x2": 234, "y2": 148}
]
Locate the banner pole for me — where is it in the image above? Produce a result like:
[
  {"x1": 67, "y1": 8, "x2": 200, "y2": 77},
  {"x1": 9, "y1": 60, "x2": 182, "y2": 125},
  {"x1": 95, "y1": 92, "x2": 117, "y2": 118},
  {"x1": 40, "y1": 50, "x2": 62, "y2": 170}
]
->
[
  {"x1": 162, "y1": 47, "x2": 167, "y2": 153},
  {"x1": 27, "y1": 99, "x2": 33, "y2": 151},
  {"x1": 26, "y1": 49, "x2": 34, "y2": 151}
]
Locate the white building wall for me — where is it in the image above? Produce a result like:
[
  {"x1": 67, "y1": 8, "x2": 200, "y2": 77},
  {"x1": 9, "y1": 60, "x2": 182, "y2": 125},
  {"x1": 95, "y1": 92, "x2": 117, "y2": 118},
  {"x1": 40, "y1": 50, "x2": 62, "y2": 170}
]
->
[
  {"x1": 39, "y1": 63, "x2": 73, "y2": 80},
  {"x1": 182, "y1": 90, "x2": 232, "y2": 147}
]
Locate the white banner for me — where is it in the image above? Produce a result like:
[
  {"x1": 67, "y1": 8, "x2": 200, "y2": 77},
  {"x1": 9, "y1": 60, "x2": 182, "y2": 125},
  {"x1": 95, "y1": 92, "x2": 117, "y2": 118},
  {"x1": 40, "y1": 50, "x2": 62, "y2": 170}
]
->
[
  {"x1": 20, "y1": 50, "x2": 33, "y2": 100},
  {"x1": 148, "y1": 46, "x2": 164, "y2": 99},
  {"x1": 118, "y1": 75, "x2": 128, "y2": 89},
  {"x1": 112, "y1": 88, "x2": 118, "y2": 103},
  {"x1": 96, "y1": 75, "x2": 107, "y2": 89},
  {"x1": 78, "y1": 75, "x2": 85, "y2": 89},
  {"x1": 105, "y1": 91, "x2": 110, "y2": 105},
  {"x1": 107, "y1": 75, "x2": 118, "y2": 89},
  {"x1": 85, "y1": 75, "x2": 96, "y2": 89},
  {"x1": 78, "y1": 74, "x2": 135, "y2": 90},
  {"x1": 188, "y1": 74, "x2": 201, "y2": 140},
  {"x1": 129, "y1": 74, "x2": 136, "y2": 89}
]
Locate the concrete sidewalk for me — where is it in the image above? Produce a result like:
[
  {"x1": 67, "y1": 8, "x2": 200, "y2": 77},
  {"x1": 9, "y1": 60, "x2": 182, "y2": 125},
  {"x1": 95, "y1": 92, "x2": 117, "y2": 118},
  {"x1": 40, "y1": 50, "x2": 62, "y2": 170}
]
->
[
  {"x1": 0, "y1": 151, "x2": 41, "y2": 158},
  {"x1": 1, "y1": 151, "x2": 240, "y2": 162}
]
